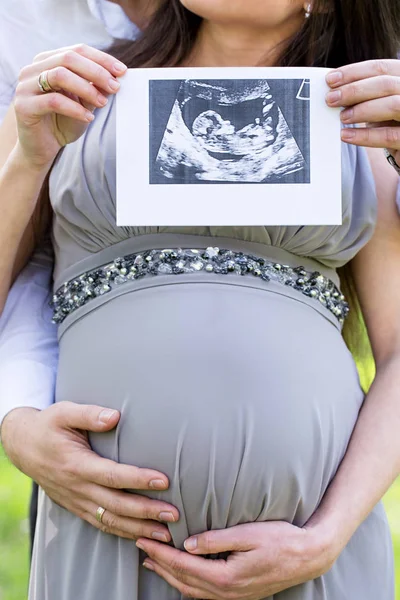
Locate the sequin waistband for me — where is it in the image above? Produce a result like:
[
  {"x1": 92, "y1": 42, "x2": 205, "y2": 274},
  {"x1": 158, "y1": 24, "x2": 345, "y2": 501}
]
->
[{"x1": 51, "y1": 246, "x2": 349, "y2": 325}]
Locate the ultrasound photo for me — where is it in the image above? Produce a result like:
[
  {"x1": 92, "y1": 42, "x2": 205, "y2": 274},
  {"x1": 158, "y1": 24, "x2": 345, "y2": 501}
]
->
[{"x1": 149, "y1": 78, "x2": 310, "y2": 185}]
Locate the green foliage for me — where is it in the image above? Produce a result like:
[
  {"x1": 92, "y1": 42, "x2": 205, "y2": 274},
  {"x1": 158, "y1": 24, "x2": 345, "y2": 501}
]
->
[{"x1": 0, "y1": 447, "x2": 30, "y2": 600}]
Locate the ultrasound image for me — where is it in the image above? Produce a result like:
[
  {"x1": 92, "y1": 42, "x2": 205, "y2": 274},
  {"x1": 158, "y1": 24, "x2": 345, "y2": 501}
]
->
[{"x1": 149, "y1": 79, "x2": 310, "y2": 185}]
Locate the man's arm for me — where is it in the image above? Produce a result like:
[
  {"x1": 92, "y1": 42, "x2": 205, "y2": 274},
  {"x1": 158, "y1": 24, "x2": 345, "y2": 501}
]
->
[
  {"x1": 0, "y1": 243, "x2": 58, "y2": 429},
  {"x1": 0, "y1": 102, "x2": 57, "y2": 426}
]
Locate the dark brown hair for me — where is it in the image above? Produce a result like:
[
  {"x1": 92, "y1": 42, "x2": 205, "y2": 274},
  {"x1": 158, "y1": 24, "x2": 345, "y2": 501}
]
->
[
  {"x1": 111, "y1": 0, "x2": 399, "y2": 389},
  {"x1": 112, "y1": 0, "x2": 400, "y2": 68}
]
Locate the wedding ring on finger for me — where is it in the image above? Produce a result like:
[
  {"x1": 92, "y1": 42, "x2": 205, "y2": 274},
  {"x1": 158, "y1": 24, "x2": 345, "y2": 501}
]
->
[
  {"x1": 38, "y1": 70, "x2": 54, "y2": 94},
  {"x1": 96, "y1": 506, "x2": 106, "y2": 524}
]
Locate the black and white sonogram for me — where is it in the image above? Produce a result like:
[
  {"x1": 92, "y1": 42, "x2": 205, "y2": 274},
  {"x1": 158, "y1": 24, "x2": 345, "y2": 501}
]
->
[{"x1": 149, "y1": 79, "x2": 310, "y2": 184}]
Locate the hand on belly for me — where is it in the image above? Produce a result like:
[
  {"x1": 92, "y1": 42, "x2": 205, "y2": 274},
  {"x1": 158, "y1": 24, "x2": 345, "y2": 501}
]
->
[{"x1": 136, "y1": 520, "x2": 337, "y2": 599}]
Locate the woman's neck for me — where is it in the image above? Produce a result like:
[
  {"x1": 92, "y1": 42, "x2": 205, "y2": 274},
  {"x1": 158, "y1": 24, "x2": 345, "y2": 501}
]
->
[{"x1": 186, "y1": 18, "x2": 304, "y2": 68}]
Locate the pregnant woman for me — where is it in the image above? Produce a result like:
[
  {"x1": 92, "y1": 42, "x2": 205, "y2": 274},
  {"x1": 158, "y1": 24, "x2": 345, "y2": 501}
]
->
[{"x1": 1, "y1": 0, "x2": 400, "y2": 598}]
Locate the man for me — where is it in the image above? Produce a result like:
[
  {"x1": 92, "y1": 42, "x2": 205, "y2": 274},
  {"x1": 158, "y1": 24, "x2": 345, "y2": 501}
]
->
[{"x1": 0, "y1": 0, "x2": 178, "y2": 549}]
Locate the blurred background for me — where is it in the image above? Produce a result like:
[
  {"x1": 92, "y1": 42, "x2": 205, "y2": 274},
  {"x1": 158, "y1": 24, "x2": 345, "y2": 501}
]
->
[{"x1": 0, "y1": 444, "x2": 399, "y2": 599}]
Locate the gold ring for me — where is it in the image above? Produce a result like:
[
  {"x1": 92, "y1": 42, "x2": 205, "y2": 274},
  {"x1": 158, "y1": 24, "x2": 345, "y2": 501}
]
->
[
  {"x1": 38, "y1": 70, "x2": 54, "y2": 93},
  {"x1": 96, "y1": 506, "x2": 106, "y2": 524}
]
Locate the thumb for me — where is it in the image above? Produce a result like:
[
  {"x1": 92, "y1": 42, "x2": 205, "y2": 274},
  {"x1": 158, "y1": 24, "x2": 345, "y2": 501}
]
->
[
  {"x1": 184, "y1": 525, "x2": 255, "y2": 555},
  {"x1": 53, "y1": 401, "x2": 120, "y2": 432}
]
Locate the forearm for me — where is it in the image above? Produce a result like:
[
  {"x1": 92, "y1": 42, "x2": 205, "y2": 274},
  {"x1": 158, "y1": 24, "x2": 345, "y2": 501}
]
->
[
  {"x1": 306, "y1": 354, "x2": 400, "y2": 550},
  {"x1": 0, "y1": 143, "x2": 51, "y2": 311},
  {"x1": 0, "y1": 246, "x2": 58, "y2": 431},
  {"x1": 1, "y1": 407, "x2": 40, "y2": 469}
]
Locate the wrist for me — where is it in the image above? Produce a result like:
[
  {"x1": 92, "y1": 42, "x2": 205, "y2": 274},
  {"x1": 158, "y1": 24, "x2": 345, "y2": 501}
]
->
[
  {"x1": 1, "y1": 407, "x2": 40, "y2": 471},
  {"x1": 303, "y1": 513, "x2": 352, "y2": 571},
  {"x1": 11, "y1": 141, "x2": 56, "y2": 175}
]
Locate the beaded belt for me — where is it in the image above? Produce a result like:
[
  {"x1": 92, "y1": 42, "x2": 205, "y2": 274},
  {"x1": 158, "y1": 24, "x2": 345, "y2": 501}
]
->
[{"x1": 51, "y1": 247, "x2": 349, "y2": 325}]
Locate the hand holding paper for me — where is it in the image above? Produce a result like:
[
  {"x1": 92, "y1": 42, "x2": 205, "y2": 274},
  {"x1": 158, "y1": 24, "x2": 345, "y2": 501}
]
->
[{"x1": 326, "y1": 59, "x2": 400, "y2": 172}]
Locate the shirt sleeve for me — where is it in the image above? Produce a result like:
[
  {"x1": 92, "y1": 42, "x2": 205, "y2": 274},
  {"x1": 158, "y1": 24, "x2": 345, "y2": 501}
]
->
[
  {"x1": 0, "y1": 10, "x2": 18, "y2": 124},
  {"x1": 0, "y1": 63, "x2": 14, "y2": 123},
  {"x1": 0, "y1": 244, "x2": 59, "y2": 427}
]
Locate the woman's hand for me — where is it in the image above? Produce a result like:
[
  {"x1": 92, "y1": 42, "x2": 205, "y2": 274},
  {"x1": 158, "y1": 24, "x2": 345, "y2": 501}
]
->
[
  {"x1": 136, "y1": 521, "x2": 338, "y2": 599},
  {"x1": 1, "y1": 402, "x2": 179, "y2": 542},
  {"x1": 14, "y1": 44, "x2": 127, "y2": 169},
  {"x1": 325, "y1": 59, "x2": 400, "y2": 166}
]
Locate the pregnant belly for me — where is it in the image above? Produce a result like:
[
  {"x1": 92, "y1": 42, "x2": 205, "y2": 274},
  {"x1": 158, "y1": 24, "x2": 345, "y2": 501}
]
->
[{"x1": 56, "y1": 281, "x2": 363, "y2": 544}]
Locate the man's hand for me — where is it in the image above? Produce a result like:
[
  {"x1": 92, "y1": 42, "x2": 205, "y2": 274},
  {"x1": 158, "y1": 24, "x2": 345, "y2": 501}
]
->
[
  {"x1": 1, "y1": 402, "x2": 179, "y2": 541},
  {"x1": 136, "y1": 521, "x2": 337, "y2": 599}
]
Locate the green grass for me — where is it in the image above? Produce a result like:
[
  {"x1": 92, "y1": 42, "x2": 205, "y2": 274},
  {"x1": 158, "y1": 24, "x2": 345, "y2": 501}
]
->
[
  {"x1": 0, "y1": 447, "x2": 31, "y2": 600},
  {"x1": 0, "y1": 445, "x2": 400, "y2": 599}
]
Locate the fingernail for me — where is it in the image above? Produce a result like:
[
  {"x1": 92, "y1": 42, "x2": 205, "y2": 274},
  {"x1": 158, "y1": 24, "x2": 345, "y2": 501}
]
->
[
  {"x1": 184, "y1": 537, "x2": 197, "y2": 551},
  {"x1": 108, "y1": 78, "x2": 120, "y2": 92},
  {"x1": 341, "y1": 108, "x2": 354, "y2": 122},
  {"x1": 136, "y1": 541, "x2": 145, "y2": 551},
  {"x1": 159, "y1": 511, "x2": 175, "y2": 523},
  {"x1": 143, "y1": 560, "x2": 154, "y2": 571},
  {"x1": 149, "y1": 479, "x2": 168, "y2": 490},
  {"x1": 326, "y1": 70, "x2": 343, "y2": 86},
  {"x1": 342, "y1": 128, "x2": 356, "y2": 140},
  {"x1": 85, "y1": 111, "x2": 95, "y2": 122},
  {"x1": 113, "y1": 61, "x2": 127, "y2": 73},
  {"x1": 326, "y1": 90, "x2": 342, "y2": 105},
  {"x1": 97, "y1": 94, "x2": 108, "y2": 106},
  {"x1": 152, "y1": 531, "x2": 169, "y2": 542},
  {"x1": 99, "y1": 409, "x2": 117, "y2": 423}
]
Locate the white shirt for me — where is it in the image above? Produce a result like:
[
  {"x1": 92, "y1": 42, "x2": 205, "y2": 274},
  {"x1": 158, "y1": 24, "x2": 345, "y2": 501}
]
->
[{"x1": 0, "y1": 0, "x2": 138, "y2": 426}]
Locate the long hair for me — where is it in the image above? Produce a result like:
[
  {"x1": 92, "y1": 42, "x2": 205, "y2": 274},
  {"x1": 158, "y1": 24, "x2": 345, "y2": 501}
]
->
[
  {"x1": 112, "y1": 0, "x2": 400, "y2": 68},
  {"x1": 111, "y1": 0, "x2": 400, "y2": 389}
]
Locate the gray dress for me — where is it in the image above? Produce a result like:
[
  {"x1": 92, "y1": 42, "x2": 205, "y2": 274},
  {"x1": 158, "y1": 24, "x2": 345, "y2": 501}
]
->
[{"x1": 29, "y1": 96, "x2": 394, "y2": 599}]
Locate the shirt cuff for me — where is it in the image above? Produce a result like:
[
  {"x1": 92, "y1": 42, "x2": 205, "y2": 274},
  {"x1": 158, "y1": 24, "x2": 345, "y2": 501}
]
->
[{"x1": 0, "y1": 360, "x2": 56, "y2": 428}]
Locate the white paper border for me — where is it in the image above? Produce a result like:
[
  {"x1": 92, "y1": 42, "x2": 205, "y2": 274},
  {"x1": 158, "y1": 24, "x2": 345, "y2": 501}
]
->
[{"x1": 117, "y1": 67, "x2": 341, "y2": 226}]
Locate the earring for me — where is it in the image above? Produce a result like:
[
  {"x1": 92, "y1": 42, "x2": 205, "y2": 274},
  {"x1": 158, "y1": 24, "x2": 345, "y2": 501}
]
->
[{"x1": 304, "y1": 3, "x2": 312, "y2": 18}]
